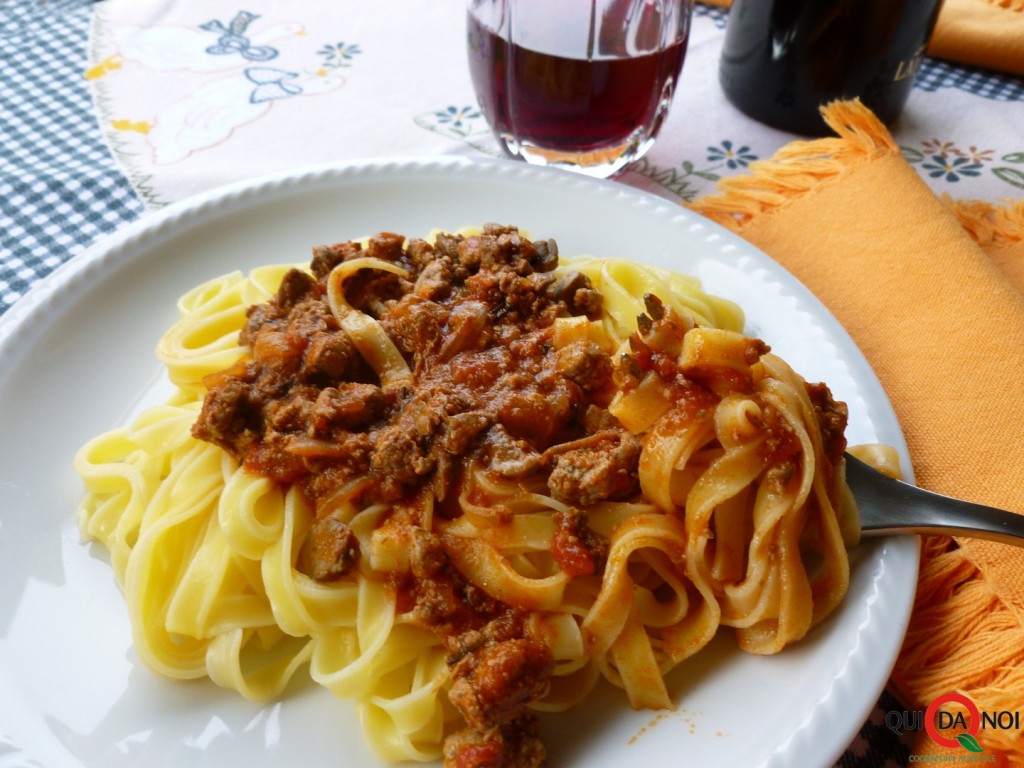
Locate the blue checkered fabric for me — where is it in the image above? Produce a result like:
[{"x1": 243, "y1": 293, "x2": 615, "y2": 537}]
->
[
  {"x1": 0, "y1": 0, "x2": 144, "y2": 313},
  {"x1": 696, "y1": 2, "x2": 730, "y2": 28},
  {"x1": 917, "y1": 57, "x2": 1024, "y2": 100}
]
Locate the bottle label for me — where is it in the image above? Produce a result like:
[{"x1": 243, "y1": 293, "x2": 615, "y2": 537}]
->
[{"x1": 894, "y1": 45, "x2": 926, "y2": 82}]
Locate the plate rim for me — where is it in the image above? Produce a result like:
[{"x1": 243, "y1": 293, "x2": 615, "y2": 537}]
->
[{"x1": 0, "y1": 155, "x2": 919, "y2": 768}]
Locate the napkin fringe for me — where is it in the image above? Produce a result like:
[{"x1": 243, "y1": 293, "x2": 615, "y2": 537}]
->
[
  {"x1": 945, "y1": 196, "x2": 1024, "y2": 244},
  {"x1": 893, "y1": 536, "x2": 1024, "y2": 760},
  {"x1": 687, "y1": 100, "x2": 896, "y2": 232}
]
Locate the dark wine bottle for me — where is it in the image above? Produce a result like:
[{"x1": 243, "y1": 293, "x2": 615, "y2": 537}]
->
[{"x1": 718, "y1": 0, "x2": 944, "y2": 136}]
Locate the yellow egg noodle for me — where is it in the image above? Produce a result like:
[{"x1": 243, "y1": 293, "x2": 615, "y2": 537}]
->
[{"x1": 76, "y1": 227, "x2": 860, "y2": 762}]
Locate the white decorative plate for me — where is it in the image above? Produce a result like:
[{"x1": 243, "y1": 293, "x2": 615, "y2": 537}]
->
[{"x1": 0, "y1": 157, "x2": 918, "y2": 768}]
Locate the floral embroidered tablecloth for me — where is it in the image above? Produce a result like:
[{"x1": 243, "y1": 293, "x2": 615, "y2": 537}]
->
[
  {"x1": 1, "y1": 0, "x2": 1022, "y2": 765},
  {"x1": 3, "y1": 0, "x2": 1023, "y2": 313},
  {"x1": 83, "y1": 0, "x2": 1024, "y2": 207}
]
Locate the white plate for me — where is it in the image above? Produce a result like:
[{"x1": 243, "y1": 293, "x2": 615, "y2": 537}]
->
[{"x1": 0, "y1": 157, "x2": 918, "y2": 768}]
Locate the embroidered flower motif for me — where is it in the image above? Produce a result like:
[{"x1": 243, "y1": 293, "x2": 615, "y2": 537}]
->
[
  {"x1": 413, "y1": 105, "x2": 492, "y2": 147},
  {"x1": 318, "y1": 42, "x2": 363, "y2": 67},
  {"x1": 921, "y1": 139, "x2": 995, "y2": 164},
  {"x1": 921, "y1": 138, "x2": 958, "y2": 158},
  {"x1": 962, "y1": 145, "x2": 995, "y2": 164},
  {"x1": 706, "y1": 140, "x2": 757, "y2": 170},
  {"x1": 922, "y1": 154, "x2": 984, "y2": 182},
  {"x1": 434, "y1": 105, "x2": 482, "y2": 130},
  {"x1": 905, "y1": 139, "x2": 1021, "y2": 191}
]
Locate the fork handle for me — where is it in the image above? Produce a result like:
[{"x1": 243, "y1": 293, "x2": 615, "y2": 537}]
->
[{"x1": 845, "y1": 453, "x2": 1024, "y2": 547}]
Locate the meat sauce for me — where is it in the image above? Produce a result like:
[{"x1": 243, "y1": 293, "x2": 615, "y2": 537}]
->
[
  {"x1": 193, "y1": 226, "x2": 633, "y2": 511},
  {"x1": 192, "y1": 225, "x2": 632, "y2": 766},
  {"x1": 190, "y1": 225, "x2": 849, "y2": 766}
]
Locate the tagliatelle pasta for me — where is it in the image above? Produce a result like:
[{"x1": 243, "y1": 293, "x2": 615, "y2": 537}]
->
[{"x1": 76, "y1": 225, "x2": 861, "y2": 767}]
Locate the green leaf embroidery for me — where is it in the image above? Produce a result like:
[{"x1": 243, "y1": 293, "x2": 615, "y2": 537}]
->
[
  {"x1": 901, "y1": 146, "x2": 925, "y2": 164},
  {"x1": 993, "y1": 167, "x2": 1024, "y2": 190},
  {"x1": 957, "y1": 733, "x2": 984, "y2": 753},
  {"x1": 1001, "y1": 152, "x2": 1024, "y2": 164}
]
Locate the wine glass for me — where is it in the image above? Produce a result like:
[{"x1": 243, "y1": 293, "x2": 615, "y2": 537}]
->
[{"x1": 467, "y1": 0, "x2": 694, "y2": 179}]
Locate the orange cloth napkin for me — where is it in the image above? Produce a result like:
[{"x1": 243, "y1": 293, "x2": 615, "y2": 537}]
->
[
  {"x1": 689, "y1": 100, "x2": 1024, "y2": 763},
  {"x1": 698, "y1": 0, "x2": 1024, "y2": 76},
  {"x1": 929, "y1": 0, "x2": 1024, "y2": 76}
]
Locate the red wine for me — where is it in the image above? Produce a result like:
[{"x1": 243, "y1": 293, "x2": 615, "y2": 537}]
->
[
  {"x1": 719, "y1": 0, "x2": 944, "y2": 135},
  {"x1": 467, "y1": 10, "x2": 688, "y2": 156}
]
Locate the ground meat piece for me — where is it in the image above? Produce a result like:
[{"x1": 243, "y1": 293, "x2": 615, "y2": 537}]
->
[
  {"x1": 310, "y1": 240, "x2": 363, "y2": 278},
  {"x1": 497, "y1": 272, "x2": 557, "y2": 325},
  {"x1": 366, "y1": 231, "x2": 407, "y2": 264},
  {"x1": 438, "y1": 301, "x2": 491, "y2": 361},
  {"x1": 301, "y1": 331, "x2": 357, "y2": 381},
  {"x1": 459, "y1": 580, "x2": 503, "y2": 618},
  {"x1": 444, "y1": 727, "x2": 504, "y2": 768},
  {"x1": 276, "y1": 268, "x2": 316, "y2": 309},
  {"x1": 436, "y1": 403, "x2": 490, "y2": 500},
  {"x1": 464, "y1": 270, "x2": 503, "y2": 309},
  {"x1": 412, "y1": 574, "x2": 462, "y2": 625},
  {"x1": 410, "y1": 527, "x2": 448, "y2": 579},
  {"x1": 495, "y1": 374, "x2": 577, "y2": 446},
  {"x1": 433, "y1": 231, "x2": 462, "y2": 261},
  {"x1": 446, "y1": 613, "x2": 523, "y2": 662},
  {"x1": 371, "y1": 421, "x2": 433, "y2": 492},
  {"x1": 443, "y1": 716, "x2": 546, "y2": 768},
  {"x1": 455, "y1": 232, "x2": 493, "y2": 273},
  {"x1": 450, "y1": 346, "x2": 512, "y2": 392},
  {"x1": 441, "y1": 411, "x2": 493, "y2": 455},
  {"x1": 405, "y1": 238, "x2": 437, "y2": 271},
  {"x1": 570, "y1": 287, "x2": 603, "y2": 319},
  {"x1": 414, "y1": 257, "x2": 457, "y2": 301},
  {"x1": 380, "y1": 295, "x2": 446, "y2": 366},
  {"x1": 239, "y1": 302, "x2": 286, "y2": 345},
  {"x1": 369, "y1": 385, "x2": 483, "y2": 498},
  {"x1": 283, "y1": 296, "x2": 337, "y2": 338},
  {"x1": 299, "y1": 437, "x2": 372, "y2": 499},
  {"x1": 242, "y1": 431, "x2": 311, "y2": 483},
  {"x1": 309, "y1": 383, "x2": 389, "y2": 436},
  {"x1": 483, "y1": 424, "x2": 542, "y2": 478},
  {"x1": 409, "y1": 559, "x2": 507, "y2": 630},
  {"x1": 191, "y1": 375, "x2": 261, "y2": 456},
  {"x1": 250, "y1": 329, "x2": 306, "y2": 373},
  {"x1": 544, "y1": 431, "x2": 642, "y2": 505},
  {"x1": 448, "y1": 638, "x2": 553, "y2": 733},
  {"x1": 455, "y1": 227, "x2": 545, "y2": 278},
  {"x1": 554, "y1": 340, "x2": 613, "y2": 393},
  {"x1": 296, "y1": 517, "x2": 360, "y2": 582},
  {"x1": 806, "y1": 381, "x2": 849, "y2": 466},
  {"x1": 265, "y1": 386, "x2": 317, "y2": 433},
  {"x1": 551, "y1": 509, "x2": 608, "y2": 577},
  {"x1": 580, "y1": 405, "x2": 622, "y2": 434}
]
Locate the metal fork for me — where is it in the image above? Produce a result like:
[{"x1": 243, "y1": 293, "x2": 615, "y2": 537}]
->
[{"x1": 846, "y1": 453, "x2": 1024, "y2": 547}]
